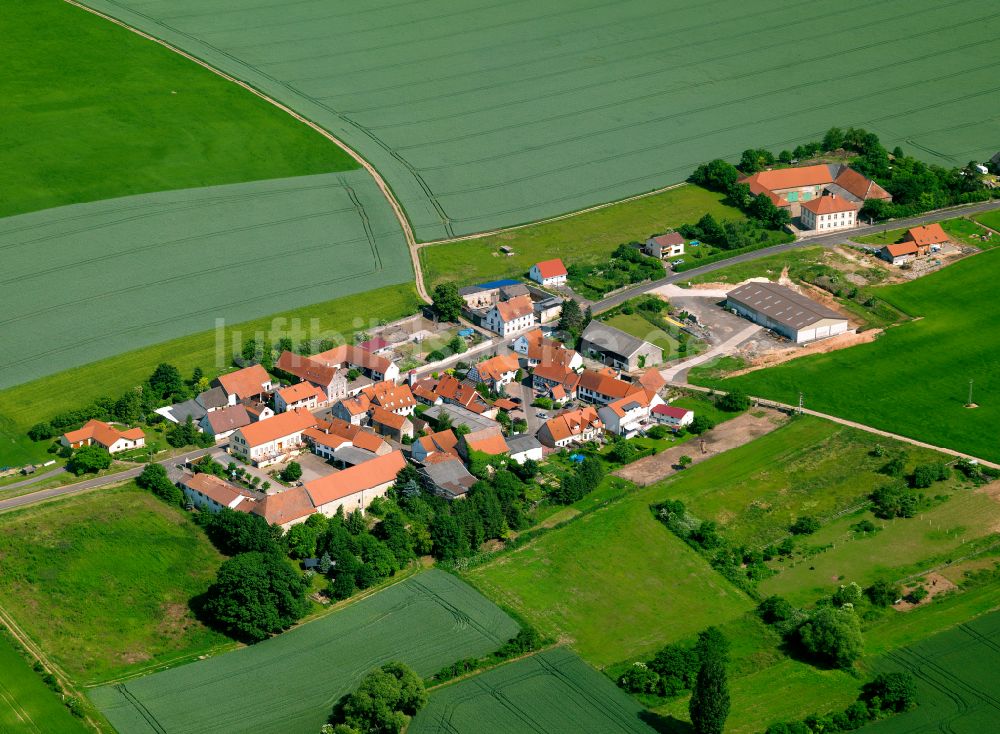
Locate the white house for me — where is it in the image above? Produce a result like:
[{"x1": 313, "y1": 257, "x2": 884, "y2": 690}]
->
[
  {"x1": 644, "y1": 233, "x2": 685, "y2": 259},
  {"x1": 60, "y1": 420, "x2": 145, "y2": 454},
  {"x1": 229, "y1": 408, "x2": 317, "y2": 466},
  {"x1": 179, "y1": 472, "x2": 253, "y2": 512},
  {"x1": 651, "y1": 404, "x2": 694, "y2": 429},
  {"x1": 468, "y1": 353, "x2": 519, "y2": 388},
  {"x1": 483, "y1": 295, "x2": 536, "y2": 336},
  {"x1": 800, "y1": 194, "x2": 859, "y2": 231},
  {"x1": 275, "y1": 381, "x2": 326, "y2": 413},
  {"x1": 529, "y1": 259, "x2": 568, "y2": 287},
  {"x1": 598, "y1": 391, "x2": 663, "y2": 437},
  {"x1": 506, "y1": 434, "x2": 543, "y2": 464}
]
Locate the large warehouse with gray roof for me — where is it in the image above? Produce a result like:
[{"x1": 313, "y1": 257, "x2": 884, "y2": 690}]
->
[{"x1": 726, "y1": 282, "x2": 849, "y2": 343}]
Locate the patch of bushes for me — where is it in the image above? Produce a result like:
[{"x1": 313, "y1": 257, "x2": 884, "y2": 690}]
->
[
  {"x1": 431, "y1": 627, "x2": 544, "y2": 684},
  {"x1": 550, "y1": 457, "x2": 605, "y2": 504},
  {"x1": 789, "y1": 516, "x2": 821, "y2": 535}
]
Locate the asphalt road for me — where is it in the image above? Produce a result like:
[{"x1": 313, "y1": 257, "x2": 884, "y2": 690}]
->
[
  {"x1": 0, "y1": 447, "x2": 216, "y2": 513},
  {"x1": 592, "y1": 198, "x2": 1000, "y2": 313}
]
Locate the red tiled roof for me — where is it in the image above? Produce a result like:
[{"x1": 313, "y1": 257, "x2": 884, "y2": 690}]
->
[
  {"x1": 278, "y1": 381, "x2": 324, "y2": 404},
  {"x1": 416, "y1": 429, "x2": 459, "y2": 457},
  {"x1": 464, "y1": 432, "x2": 509, "y2": 456},
  {"x1": 62, "y1": 419, "x2": 142, "y2": 448},
  {"x1": 801, "y1": 195, "x2": 858, "y2": 215},
  {"x1": 236, "y1": 409, "x2": 317, "y2": 448},
  {"x1": 362, "y1": 381, "x2": 415, "y2": 412},
  {"x1": 494, "y1": 295, "x2": 534, "y2": 322},
  {"x1": 652, "y1": 404, "x2": 693, "y2": 419},
  {"x1": 577, "y1": 370, "x2": 639, "y2": 400},
  {"x1": 181, "y1": 473, "x2": 250, "y2": 508},
  {"x1": 885, "y1": 242, "x2": 919, "y2": 257},
  {"x1": 834, "y1": 167, "x2": 891, "y2": 201},
  {"x1": 904, "y1": 223, "x2": 948, "y2": 247},
  {"x1": 276, "y1": 351, "x2": 338, "y2": 388},
  {"x1": 304, "y1": 451, "x2": 405, "y2": 507},
  {"x1": 543, "y1": 407, "x2": 602, "y2": 442},
  {"x1": 252, "y1": 488, "x2": 315, "y2": 526},
  {"x1": 371, "y1": 405, "x2": 408, "y2": 431},
  {"x1": 637, "y1": 368, "x2": 666, "y2": 392},
  {"x1": 312, "y1": 344, "x2": 393, "y2": 377},
  {"x1": 217, "y1": 364, "x2": 271, "y2": 400},
  {"x1": 493, "y1": 398, "x2": 519, "y2": 411},
  {"x1": 650, "y1": 232, "x2": 685, "y2": 247},
  {"x1": 475, "y1": 354, "x2": 519, "y2": 383},
  {"x1": 534, "y1": 258, "x2": 567, "y2": 278}
]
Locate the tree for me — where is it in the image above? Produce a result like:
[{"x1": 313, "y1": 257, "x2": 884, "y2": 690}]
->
[
  {"x1": 113, "y1": 390, "x2": 143, "y2": 423},
  {"x1": 67, "y1": 445, "x2": 112, "y2": 475},
  {"x1": 282, "y1": 461, "x2": 303, "y2": 482},
  {"x1": 689, "y1": 415, "x2": 716, "y2": 435},
  {"x1": 865, "y1": 579, "x2": 901, "y2": 607},
  {"x1": 871, "y1": 480, "x2": 917, "y2": 519},
  {"x1": 695, "y1": 213, "x2": 725, "y2": 245},
  {"x1": 430, "y1": 513, "x2": 467, "y2": 560},
  {"x1": 558, "y1": 299, "x2": 584, "y2": 336},
  {"x1": 204, "y1": 508, "x2": 280, "y2": 555},
  {"x1": 649, "y1": 643, "x2": 700, "y2": 695},
  {"x1": 789, "y1": 516, "x2": 821, "y2": 535},
  {"x1": 136, "y1": 463, "x2": 183, "y2": 505},
  {"x1": 609, "y1": 440, "x2": 640, "y2": 464},
  {"x1": 757, "y1": 596, "x2": 795, "y2": 625},
  {"x1": 798, "y1": 607, "x2": 863, "y2": 669},
  {"x1": 431, "y1": 283, "x2": 463, "y2": 322},
  {"x1": 332, "y1": 662, "x2": 427, "y2": 734},
  {"x1": 861, "y1": 672, "x2": 917, "y2": 713},
  {"x1": 689, "y1": 629, "x2": 730, "y2": 734},
  {"x1": 717, "y1": 389, "x2": 750, "y2": 412},
  {"x1": 148, "y1": 363, "x2": 183, "y2": 400},
  {"x1": 677, "y1": 455, "x2": 693, "y2": 469},
  {"x1": 619, "y1": 663, "x2": 660, "y2": 694},
  {"x1": 28, "y1": 422, "x2": 55, "y2": 442},
  {"x1": 690, "y1": 159, "x2": 740, "y2": 192},
  {"x1": 822, "y1": 127, "x2": 845, "y2": 151},
  {"x1": 446, "y1": 335, "x2": 467, "y2": 355},
  {"x1": 202, "y1": 552, "x2": 309, "y2": 642}
]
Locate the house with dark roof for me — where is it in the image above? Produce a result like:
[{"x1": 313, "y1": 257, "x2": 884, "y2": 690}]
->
[
  {"x1": 726, "y1": 282, "x2": 849, "y2": 343},
  {"x1": 420, "y1": 458, "x2": 478, "y2": 499},
  {"x1": 505, "y1": 434, "x2": 543, "y2": 464},
  {"x1": 200, "y1": 404, "x2": 252, "y2": 440},
  {"x1": 580, "y1": 322, "x2": 663, "y2": 372}
]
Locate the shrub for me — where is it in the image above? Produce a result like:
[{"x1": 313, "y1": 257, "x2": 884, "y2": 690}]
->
[
  {"x1": 865, "y1": 579, "x2": 901, "y2": 607},
  {"x1": 789, "y1": 516, "x2": 821, "y2": 535},
  {"x1": 281, "y1": 461, "x2": 303, "y2": 482},
  {"x1": 757, "y1": 596, "x2": 795, "y2": 624},
  {"x1": 717, "y1": 389, "x2": 750, "y2": 412},
  {"x1": 619, "y1": 663, "x2": 660, "y2": 694},
  {"x1": 871, "y1": 481, "x2": 917, "y2": 519},
  {"x1": 67, "y1": 445, "x2": 112, "y2": 475},
  {"x1": 861, "y1": 672, "x2": 917, "y2": 713},
  {"x1": 689, "y1": 414, "x2": 716, "y2": 435},
  {"x1": 797, "y1": 607, "x2": 863, "y2": 669},
  {"x1": 905, "y1": 586, "x2": 929, "y2": 604}
]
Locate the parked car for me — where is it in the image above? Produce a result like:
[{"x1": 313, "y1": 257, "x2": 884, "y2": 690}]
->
[{"x1": 536, "y1": 411, "x2": 548, "y2": 418}]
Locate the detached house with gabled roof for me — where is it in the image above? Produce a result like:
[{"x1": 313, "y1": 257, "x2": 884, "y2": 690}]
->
[
  {"x1": 61, "y1": 420, "x2": 145, "y2": 454},
  {"x1": 644, "y1": 233, "x2": 685, "y2": 259},
  {"x1": 303, "y1": 450, "x2": 406, "y2": 516},
  {"x1": 214, "y1": 364, "x2": 273, "y2": 405},
  {"x1": 468, "y1": 353, "x2": 519, "y2": 388},
  {"x1": 276, "y1": 351, "x2": 347, "y2": 402},
  {"x1": 274, "y1": 381, "x2": 327, "y2": 413},
  {"x1": 229, "y1": 408, "x2": 317, "y2": 466},
  {"x1": 530, "y1": 258, "x2": 568, "y2": 287},
  {"x1": 483, "y1": 294, "x2": 536, "y2": 336},
  {"x1": 537, "y1": 407, "x2": 603, "y2": 448},
  {"x1": 598, "y1": 390, "x2": 664, "y2": 437},
  {"x1": 800, "y1": 193, "x2": 858, "y2": 232}
]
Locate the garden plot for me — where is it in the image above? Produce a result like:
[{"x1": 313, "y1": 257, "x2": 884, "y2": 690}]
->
[
  {"x1": 82, "y1": 0, "x2": 1000, "y2": 239},
  {"x1": 0, "y1": 171, "x2": 411, "y2": 390},
  {"x1": 90, "y1": 570, "x2": 518, "y2": 734}
]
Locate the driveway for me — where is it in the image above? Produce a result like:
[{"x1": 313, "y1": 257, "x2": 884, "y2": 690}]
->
[{"x1": 660, "y1": 323, "x2": 763, "y2": 382}]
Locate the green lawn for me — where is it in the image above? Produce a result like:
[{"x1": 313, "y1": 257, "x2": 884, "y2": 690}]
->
[
  {"x1": 91, "y1": 571, "x2": 518, "y2": 734},
  {"x1": 855, "y1": 217, "x2": 991, "y2": 247},
  {"x1": 0, "y1": 484, "x2": 231, "y2": 684},
  {"x1": 420, "y1": 185, "x2": 745, "y2": 288},
  {"x1": 466, "y1": 479, "x2": 753, "y2": 667},
  {"x1": 682, "y1": 247, "x2": 829, "y2": 286},
  {"x1": 0, "y1": 634, "x2": 89, "y2": 734},
  {"x1": 700, "y1": 250, "x2": 1000, "y2": 462},
  {"x1": 1, "y1": 0, "x2": 355, "y2": 219},
  {"x1": 0, "y1": 283, "x2": 421, "y2": 467},
  {"x1": 972, "y1": 210, "x2": 1000, "y2": 246}
]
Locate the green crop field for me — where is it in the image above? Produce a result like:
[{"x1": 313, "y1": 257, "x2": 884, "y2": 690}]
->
[
  {"x1": 2, "y1": 0, "x2": 355, "y2": 219},
  {"x1": 80, "y1": 0, "x2": 1000, "y2": 240},
  {"x1": 698, "y1": 250, "x2": 1000, "y2": 462},
  {"x1": 0, "y1": 484, "x2": 230, "y2": 685},
  {"x1": 861, "y1": 611, "x2": 1000, "y2": 734},
  {"x1": 410, "y1": 647, "x2": 657, "y2": 734},
  {"x1": 0, "y1": 634, "x2": 89, "y2": 734},
  {"x1": 1, "y1": 171, "x2": 413, "y2": 392},
  {"x1": 90, "y1": 570, "x2": 519, "y2": 734},
  {"x1": 0, "y1": 282, "x2": 420, "y2": 467},
  {"x1": 466, "y1": 481, "x2": 752, "y2": 666},
  {"x1": 420, "y1": 185, "x2": 743, "y2": 288}
]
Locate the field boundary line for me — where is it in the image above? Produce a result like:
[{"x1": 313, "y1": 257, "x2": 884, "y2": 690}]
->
[{"x1": 63, "y1": 0, "x2": 429, "y2": 302}]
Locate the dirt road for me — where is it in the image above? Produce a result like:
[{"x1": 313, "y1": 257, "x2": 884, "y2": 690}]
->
[{"x1": 613, "y1": 408, "x2": 788, "y2": 486}]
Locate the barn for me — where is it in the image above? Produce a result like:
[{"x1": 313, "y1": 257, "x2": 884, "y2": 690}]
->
[{"x1": 726, "y1": 282, "x2": 849, "y2": 343}]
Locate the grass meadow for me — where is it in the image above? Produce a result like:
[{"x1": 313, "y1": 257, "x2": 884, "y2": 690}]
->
[
  {"x1": 82, "y1": 0, "x2": 1000, "y2": 240},
  {"x1": 2, "y1": 0, "x2": 355, "y2": 219},
  {"x1": 0, "y1": 634, "x2": 89, "y2": 734},
  {"x1": 700, "y1": 249, "x2": 1000, "y2": 462},
  {"x1": 466, "y1": 480, "x2": 754, "y2": 667},
  {"x1": 0, "y1": 283, "x2": 421, "y2": 467},
  {"x1": 91, "y1": 571, "x2": 518, "y2": 734},
  {"x1": 973, "y1": 209, "x2": 1000, "y2": 239},
  {"x1": 410, "y1": 647, "x2": 657, "y2": 734},
  {"x1": 420, "y1": 185, "x2": 743, "y2": 288},
  {"x1": 0, "y1": 484, "x2": 231, "y2": 685}
]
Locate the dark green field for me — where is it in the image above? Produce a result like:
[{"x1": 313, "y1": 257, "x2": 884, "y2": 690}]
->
[
  {"x1": 0, "y1": 634, "x2": 88, "y2": 734},
  {"x1": 698, "y1": 250, "x2": 1000, "y2": 462},
  {"x1": 1, "y1": 0, "x2": 356, "y2": 219}
]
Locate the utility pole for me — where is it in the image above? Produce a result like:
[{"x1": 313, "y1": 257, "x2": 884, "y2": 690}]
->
[
  {"x1": 968, "y1": 378, "x2": 974, "y2": 406},
  {"x1": 798, "y1": 392, "x2": 804, "y2": 415}
]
